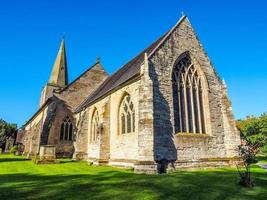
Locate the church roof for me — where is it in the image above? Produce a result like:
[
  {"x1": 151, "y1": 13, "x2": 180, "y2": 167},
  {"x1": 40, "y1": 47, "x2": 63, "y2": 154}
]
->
[{"x1": 75, "y1": 15, "x2": 187, "y2": 113}]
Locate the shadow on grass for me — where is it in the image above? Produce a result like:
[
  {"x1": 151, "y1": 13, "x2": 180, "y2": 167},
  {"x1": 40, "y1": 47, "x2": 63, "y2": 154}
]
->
[
  {"x1": 257, "y1": 155, "x2": 267, "y2": 163},
  {"x1": 59, "y1": 159, "x2": 75, "y2": 164},
  {"x1": 0, "y1": 168, "x2": 266, "y2": 200},
  {"x1": 0, "y1": 157, "x2": 29, "y2": 163}
]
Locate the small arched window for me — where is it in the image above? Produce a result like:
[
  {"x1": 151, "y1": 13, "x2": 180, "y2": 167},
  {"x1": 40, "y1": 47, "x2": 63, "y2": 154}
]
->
[
  {"x1": 60, "y1": 116, "x2": 74, "y2": 141},
  {"x1": 90, "y1": 109, "x2": 99, "y2": 142},
  {"x1": 119, "y1": 94, "x2": 135, "y2": 134},
  {"x1": 172, "y1": 54, "x2": 206, "y2": 134}
]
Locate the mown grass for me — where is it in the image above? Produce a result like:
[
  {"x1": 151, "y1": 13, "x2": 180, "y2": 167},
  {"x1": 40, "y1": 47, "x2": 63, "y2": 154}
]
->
[{"x1": 0, "y1": 154, "x2": 266, "y2": 200}]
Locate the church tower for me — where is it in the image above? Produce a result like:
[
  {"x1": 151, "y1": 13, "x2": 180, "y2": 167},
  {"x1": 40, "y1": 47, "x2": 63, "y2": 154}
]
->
[{"x1": 39, "y1": 38, "x2": 68, "y2": 107}]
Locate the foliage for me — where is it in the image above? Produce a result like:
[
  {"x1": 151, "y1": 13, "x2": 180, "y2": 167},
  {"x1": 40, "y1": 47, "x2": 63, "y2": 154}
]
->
[
  {"x1": 0, "y1": 119, "x2": 17, "y2": 149},
  {"x1": 9, "y1": 145, "x2": 18, "y2": 155},
  {"x1": 236, "y1": 113, "x2": 267, "y2": 187},
  {"x1": 236, "y1": 112, "x2": 267, "y2": 156},
  {"x1": 237, "y1": 142, "x2": 258, "y2": 187}
]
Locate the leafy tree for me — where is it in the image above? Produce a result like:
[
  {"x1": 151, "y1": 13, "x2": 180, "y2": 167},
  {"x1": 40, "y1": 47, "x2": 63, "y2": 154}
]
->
[
  {"x1": 236, "y1": 112, "x2": 267, "y2": 187},
  {"x1": 0, "y1": 119, "x2": 17, "y2": 149},
  {"x1": 236, "y1": 113, "x2": 267, "y2": 156}
]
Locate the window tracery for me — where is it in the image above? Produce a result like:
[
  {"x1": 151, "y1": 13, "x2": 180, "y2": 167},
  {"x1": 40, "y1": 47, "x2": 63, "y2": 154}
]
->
[{"x1": 173, "y1": 55, "x2": 206, "y2": 134}]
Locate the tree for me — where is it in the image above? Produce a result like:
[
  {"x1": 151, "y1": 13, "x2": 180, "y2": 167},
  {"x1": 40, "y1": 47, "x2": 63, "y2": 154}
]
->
[
  {"x1": 236, "y1": 113, "x2": 267, "y2": 156},
  {"x1": 237, "y1": 136, "x2": 258, "y2": 187},
  {"x1": 0, "y1": 119, "x2": 17, "y2": 149},
  {"x1": 236, "y1": 112, "x2": 267, "y2": 187}
]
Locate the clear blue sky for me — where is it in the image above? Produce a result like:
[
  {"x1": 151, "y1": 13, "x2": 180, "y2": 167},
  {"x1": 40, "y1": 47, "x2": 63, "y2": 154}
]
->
[{"x1": 0, "y1": 0, "x2": 266, "y2": 126}]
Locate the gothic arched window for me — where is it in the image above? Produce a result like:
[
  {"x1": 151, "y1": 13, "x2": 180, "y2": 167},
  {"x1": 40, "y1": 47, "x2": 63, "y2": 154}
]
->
[
  {"x1": 91, "y1": 109, "x2": 99, "y2": 142},
  {"x1": 119, "y1": 94, "x2": 135, "y2": 134},
  {"x1": 60, "y1": 116, "x2": 74, "y2": 141},
  {"x1": 172, "y1": 54, "x2": 206, "y2": 134}
]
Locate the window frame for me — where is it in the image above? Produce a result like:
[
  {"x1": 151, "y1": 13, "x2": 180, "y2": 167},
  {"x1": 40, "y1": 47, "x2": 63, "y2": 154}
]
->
[
  {"x1": 60, "y1": 116, "x2": 74, "y2": 141},
  {"x1": 172, "y1": 54, "x2": 207, "y2": 134},
  {"x1": 119, "y1": 94, "x2": 135, "y2": 134},
  {"x1": 90, "y1": 109, "x2": 100, "y2": 143}
]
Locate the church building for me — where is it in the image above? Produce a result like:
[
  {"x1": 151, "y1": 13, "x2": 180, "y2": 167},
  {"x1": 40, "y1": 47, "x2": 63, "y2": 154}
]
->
[{"x1": 20, "y1": 15, "x2": 241, "y2": 173}]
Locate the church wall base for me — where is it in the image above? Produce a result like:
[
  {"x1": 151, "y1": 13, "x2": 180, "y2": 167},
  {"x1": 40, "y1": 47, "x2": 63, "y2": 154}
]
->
[
  {"x1": 169, "y1": 157, "x2": 241, "y2": 171},
  {"x1": 108, "y1": 159, "x2": 136, "y2": 168},
  {"x1": 74, "y1": 155, "x2": 241, "y2": 174},
  {"x1": 134, "y1": 161, "x2": 158, "y2": 174},
  {"x1": 72, "y1": 152, "x2": 88, "y2": 161}
]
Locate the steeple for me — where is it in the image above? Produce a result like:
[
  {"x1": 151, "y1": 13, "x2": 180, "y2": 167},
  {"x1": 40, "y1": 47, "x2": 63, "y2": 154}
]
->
[
  {"x1": 48, "y1": 38, "x2": 68, "y2": 87},
  {"x1": 39, "y1": 38, "x2": 68, "y2": 107}
]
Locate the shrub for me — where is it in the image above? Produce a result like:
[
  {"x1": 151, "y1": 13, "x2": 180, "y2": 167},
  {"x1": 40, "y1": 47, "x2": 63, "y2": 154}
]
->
[
  {"x1": 237, "y1": 142, "x2": 258, "y2": 187},
  {"x1": 10, "y1": 145, "x2": 18, "y2": 155},
  {"x1": 260, "y1": 146, "x2": 267, "y2": 158}
]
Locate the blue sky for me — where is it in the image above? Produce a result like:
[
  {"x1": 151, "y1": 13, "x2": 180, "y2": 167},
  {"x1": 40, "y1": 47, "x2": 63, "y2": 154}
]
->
[{"x1": 0, "y1": 0, "x2": 266, "y2": 126}]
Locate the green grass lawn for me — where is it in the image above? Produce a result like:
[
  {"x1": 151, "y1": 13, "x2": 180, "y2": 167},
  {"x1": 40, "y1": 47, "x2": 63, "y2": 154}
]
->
[{"x1": 0, "y1": 154, "x2": 266, "y2": 200}]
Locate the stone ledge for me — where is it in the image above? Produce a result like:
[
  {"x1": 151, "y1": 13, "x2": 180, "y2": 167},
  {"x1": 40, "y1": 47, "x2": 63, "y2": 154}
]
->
[
  {"x1": 109, "y1": 159, "x2": 137, "y2": 163},
  {"x1": 175, "y1": 133, "x2": 211, "y2": 138},
  {"x1": 175, "y1": 157, "x2": 241, "y2": 163}
]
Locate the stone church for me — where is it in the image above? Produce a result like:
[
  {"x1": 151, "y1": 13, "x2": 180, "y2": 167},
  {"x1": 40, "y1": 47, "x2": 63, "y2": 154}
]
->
[{"x1": 19, "y1": 15, "x2": 241, "y2": 173}]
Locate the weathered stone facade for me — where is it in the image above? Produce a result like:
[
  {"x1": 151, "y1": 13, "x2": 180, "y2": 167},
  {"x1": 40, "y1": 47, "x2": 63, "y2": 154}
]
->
[
  {"x1": 148, "y1": 17, "x2": 241, "y2": 170},
  {"x1": 21, "y1": 39, "x2": 108, "y2": 158},
  {"x1": 19, "y1": 15, "x2": 240, "y2": 173}
]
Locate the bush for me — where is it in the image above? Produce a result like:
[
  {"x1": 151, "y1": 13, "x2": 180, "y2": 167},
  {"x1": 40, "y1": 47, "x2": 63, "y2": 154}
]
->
[
  {"x1": 260, "y1": 146, "x2": 267, "y2": 158},
  {"x1": 10, "y1": 145, "x2": 18, "y2": 155},
  {"x1": 237, "y1": 143, "x2": 257, "y2": 187}
]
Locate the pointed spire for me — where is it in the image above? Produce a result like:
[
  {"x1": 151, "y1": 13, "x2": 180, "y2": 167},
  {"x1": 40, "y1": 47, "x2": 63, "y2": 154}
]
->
[{"x1": 48, "y1": 38, "x2": 68, "y2": 87}]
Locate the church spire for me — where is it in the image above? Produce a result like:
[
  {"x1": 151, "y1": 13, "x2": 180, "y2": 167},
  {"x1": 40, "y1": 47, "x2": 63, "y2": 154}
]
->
[{"x1": 48, "y1": 38, "x2": 68, "y2": 87}]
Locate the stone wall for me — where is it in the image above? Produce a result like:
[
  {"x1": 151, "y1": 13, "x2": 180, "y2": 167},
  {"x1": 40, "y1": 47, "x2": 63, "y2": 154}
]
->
[
  {"x1": 135, "y1": 54, "x2": 157, "y2": 173},
  {"x1": 109, "y1": 82, "x2": 139, "y2": 165},
  {"x1": 57, "y1": 62, "x2": 108, "y2": 110},
  {"x1": 25, "y1": 120, "x2": 42, "y2": 157},
  {"x1": 23, "y1": 62, "x2": 108, "y2": 159},
  {"x1": 76, "y1": 80, "x2": 140, "y2": 166},
  {"x1": 23, "y1": 106, "x2": 48, "y2": 157},
  {"x1": 149, "y1": 17, "x2": 240, "y2": 168},
  {"x1": 73, "y1": 110, "x2": 90, "y2": 160},
  {"x1": 47, "y1": 101, "x2": 74, "y2": 158}
]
